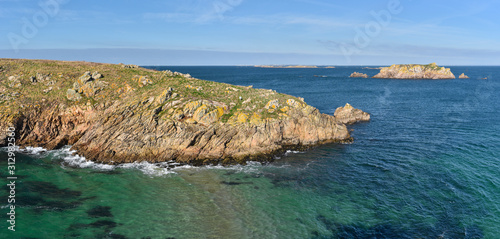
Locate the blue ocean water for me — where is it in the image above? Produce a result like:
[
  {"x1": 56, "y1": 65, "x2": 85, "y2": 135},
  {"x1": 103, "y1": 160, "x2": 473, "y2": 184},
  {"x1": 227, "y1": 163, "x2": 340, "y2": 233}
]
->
[{"x1": 1, "y1": 66, "x2": 499, "y2": 238}]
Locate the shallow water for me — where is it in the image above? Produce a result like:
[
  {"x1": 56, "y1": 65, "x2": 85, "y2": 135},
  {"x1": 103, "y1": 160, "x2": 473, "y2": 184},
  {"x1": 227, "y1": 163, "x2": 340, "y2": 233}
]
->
[{"x1": 1, "y1": 66, "x2": 499, "y2": 238}]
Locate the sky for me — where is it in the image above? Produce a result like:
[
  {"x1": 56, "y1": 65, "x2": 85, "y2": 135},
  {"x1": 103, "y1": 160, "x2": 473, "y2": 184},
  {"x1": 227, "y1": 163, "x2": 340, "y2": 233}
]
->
[{"x1": 1, "y1": 0, "x2": 499, "y2": 65}]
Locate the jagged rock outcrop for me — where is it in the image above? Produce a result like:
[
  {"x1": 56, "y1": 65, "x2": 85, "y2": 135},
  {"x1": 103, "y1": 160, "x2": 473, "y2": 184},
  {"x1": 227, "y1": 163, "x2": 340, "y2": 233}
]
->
[
  {"x1": 334, "y1": 103, "x2": 371, "y2": 124},
  {"x1": 349, "y1": 72, "x2": 369, "y2": 78},
  {"x1": 67, "y1": 71, "x2": 107, "y2": 100},
  {"x1": 0, "y1": 59, "x2": 370, "y2": 165},
  {"x1": 459, "y1": 73, "x2": 470, "y2": 79},
  {"x1": 373, "y1": 63, "x2": 455, "y2": 79}
]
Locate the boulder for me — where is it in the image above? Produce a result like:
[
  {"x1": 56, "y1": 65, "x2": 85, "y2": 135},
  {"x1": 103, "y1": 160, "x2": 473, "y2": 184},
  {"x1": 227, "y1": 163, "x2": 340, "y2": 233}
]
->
[
  {"x1": 334, "y1": 103, "x2": 370, "y2": 124},
  {"x1": 71, "y1": 71, "x2": 106, "y2": 98},
  {"x1": 80, "y1": 81, "x2": 106, "y2": 97},
  {"x1": 36, "y1": 73, "x2": 51, "y2": 83},
  {"x1": 133, "y1": 75, "x2": 153, "y2": 86},
  {"x1": 92, "y1": 71, "x2": 103, "y2": 79},
  {"x1": 67, "y1": 89, "x2": 82, "y2": 101},
  {"x1": 79, "y1": 71, "x2": 93, "y2": 84}
]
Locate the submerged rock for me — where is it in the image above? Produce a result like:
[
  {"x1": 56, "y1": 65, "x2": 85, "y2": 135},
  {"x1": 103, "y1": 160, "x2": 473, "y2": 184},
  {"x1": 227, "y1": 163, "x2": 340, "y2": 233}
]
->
[{"x1": 373, "y1": 63, "x2": 455, "y2": 79}]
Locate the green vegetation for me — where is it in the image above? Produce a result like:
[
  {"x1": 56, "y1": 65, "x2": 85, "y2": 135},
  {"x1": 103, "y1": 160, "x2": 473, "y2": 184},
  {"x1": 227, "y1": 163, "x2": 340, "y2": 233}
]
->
[{"x1": 0, "y1": 59, "x2": 306, "y2": 123}]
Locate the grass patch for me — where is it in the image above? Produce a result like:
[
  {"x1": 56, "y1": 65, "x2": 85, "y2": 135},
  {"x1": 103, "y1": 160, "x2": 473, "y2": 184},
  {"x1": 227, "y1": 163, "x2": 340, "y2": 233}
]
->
[{"x1": 0, "y1": 58, "x2": 306, "y2": 124}]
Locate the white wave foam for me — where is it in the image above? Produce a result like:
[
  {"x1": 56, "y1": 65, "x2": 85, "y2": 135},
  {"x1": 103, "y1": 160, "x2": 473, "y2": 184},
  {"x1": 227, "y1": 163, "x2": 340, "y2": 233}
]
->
[
  {"x1": 284, "y1": 150, "x2": 304, "y2": 156},
  {"x1": 2, "y1": 145, "x2": 276, "y2": 176},
  {"x1": 21, "y1": 146, "x2": 48, "y2": 154},
  {"x1": 56, "y1": 148, "x2": 179, "y2": 176},
  {"x1": 1, "y1": 146, "x2": 47, "y2": 155},
  {"x1": 59, "y1": 147, "x2": 115, "y2": 171},
  {"x1": 117, "y1": 161, "x2": 176, "y2": 176},
  {"x1": 181, "y1": 161, "x2": 266, "y2": 174}
]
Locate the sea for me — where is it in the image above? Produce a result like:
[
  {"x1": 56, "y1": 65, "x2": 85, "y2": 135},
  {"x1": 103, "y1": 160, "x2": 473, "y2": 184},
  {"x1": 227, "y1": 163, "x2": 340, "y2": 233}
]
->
[{"x1": 1, "y1": 66, "x2": 499, "y2": 239}]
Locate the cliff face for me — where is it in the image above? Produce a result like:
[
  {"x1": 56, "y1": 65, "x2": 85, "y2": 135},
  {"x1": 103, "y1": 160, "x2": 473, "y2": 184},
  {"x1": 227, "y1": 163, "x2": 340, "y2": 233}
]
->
[
  {"x1": 373, "y1": 63, "x2": 455, "y2": 79},
  {"x1": 0, "y1": 59, "x2": 368, "y2": 165},
  {"x1": 70, "y1": 101, "x2": 350, "y2": 165}
]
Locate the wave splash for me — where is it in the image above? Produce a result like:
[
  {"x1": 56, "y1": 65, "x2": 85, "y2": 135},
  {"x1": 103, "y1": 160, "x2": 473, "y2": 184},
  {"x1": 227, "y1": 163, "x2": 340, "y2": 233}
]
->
[{"x1": 2, "y1": 146, "x2": 274, "y2": 176}]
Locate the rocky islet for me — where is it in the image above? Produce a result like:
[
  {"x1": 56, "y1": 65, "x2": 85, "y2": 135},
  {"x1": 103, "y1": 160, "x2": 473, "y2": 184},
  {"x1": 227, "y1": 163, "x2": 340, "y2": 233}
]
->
[{"x1": 373, "y1": 63, "x2": 455, "y2": 79}]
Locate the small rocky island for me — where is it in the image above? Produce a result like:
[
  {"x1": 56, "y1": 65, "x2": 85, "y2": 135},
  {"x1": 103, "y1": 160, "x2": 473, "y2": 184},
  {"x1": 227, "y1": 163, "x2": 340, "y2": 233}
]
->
[
  {"x1": 373, "y1": 63, "x2": 455, "y2": 79},
  {"x1": 459, "y1": 73, "x2": 470, "y2": 79},
  {"x1": 349, "y1": 72, "x2": 369, "y2": 78},
  {"x1": 0, "y1": 59, "x2": 369, "y2": 165}
]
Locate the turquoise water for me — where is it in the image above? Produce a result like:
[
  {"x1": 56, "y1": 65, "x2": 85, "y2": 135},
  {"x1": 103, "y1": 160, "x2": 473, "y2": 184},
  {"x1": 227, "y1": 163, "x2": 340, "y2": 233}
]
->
[{"x1": 1, "y1": 66, "x2": 499, "y2": 238}]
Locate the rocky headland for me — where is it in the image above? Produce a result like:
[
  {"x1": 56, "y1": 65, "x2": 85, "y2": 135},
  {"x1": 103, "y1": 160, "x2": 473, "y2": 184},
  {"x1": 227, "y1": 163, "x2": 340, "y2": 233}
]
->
[
  {"x1": 0, "y1": 59, "x2": 369, "y2": 165},
  {"x1": 373, "y1": 63, "x2": 455, "y2": 79}
]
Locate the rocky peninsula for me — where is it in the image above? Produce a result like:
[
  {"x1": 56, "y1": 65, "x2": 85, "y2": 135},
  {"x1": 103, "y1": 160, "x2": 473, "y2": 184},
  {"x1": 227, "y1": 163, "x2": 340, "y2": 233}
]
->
[
  {"x1": 0, "y1": 59, "x2": 369, "y2": 165},
  {"x1": 373, "y1": 63, "x2": 455, "y2": 79}
]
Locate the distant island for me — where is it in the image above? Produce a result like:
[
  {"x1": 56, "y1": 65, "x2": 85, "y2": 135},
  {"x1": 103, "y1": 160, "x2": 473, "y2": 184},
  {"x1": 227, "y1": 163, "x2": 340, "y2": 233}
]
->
[
  {"x1": 254, "y1": 65, "x2": 335, "y2": 69},
  {"x1": 373, "y1": 63, "x2": 455, "y2": 79},
  {"x1": 349, "y1": 72, "x2": 369, "y2": 78},
  {"x1": 0, "y1": 59, "x2": 368, "y2": 165}
]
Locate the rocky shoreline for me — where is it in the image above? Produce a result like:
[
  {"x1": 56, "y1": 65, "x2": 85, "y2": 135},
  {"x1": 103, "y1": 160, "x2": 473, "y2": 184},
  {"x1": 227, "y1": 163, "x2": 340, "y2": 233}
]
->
[{"x1": 0, "y1": 59, "x2": 369, "y2": 165}]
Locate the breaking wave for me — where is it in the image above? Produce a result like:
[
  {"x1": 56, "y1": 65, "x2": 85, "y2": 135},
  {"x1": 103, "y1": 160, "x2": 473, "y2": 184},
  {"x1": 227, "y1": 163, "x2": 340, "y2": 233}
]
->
[{"x1": 2, "y1": 146, "x2": 281, "y2": 176}]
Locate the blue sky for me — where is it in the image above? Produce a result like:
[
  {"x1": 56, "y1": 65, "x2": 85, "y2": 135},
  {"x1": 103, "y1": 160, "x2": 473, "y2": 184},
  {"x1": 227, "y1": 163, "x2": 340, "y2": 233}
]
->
[{"x1": 1, "y1": 0, "x2": 499, "y2": 65}]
